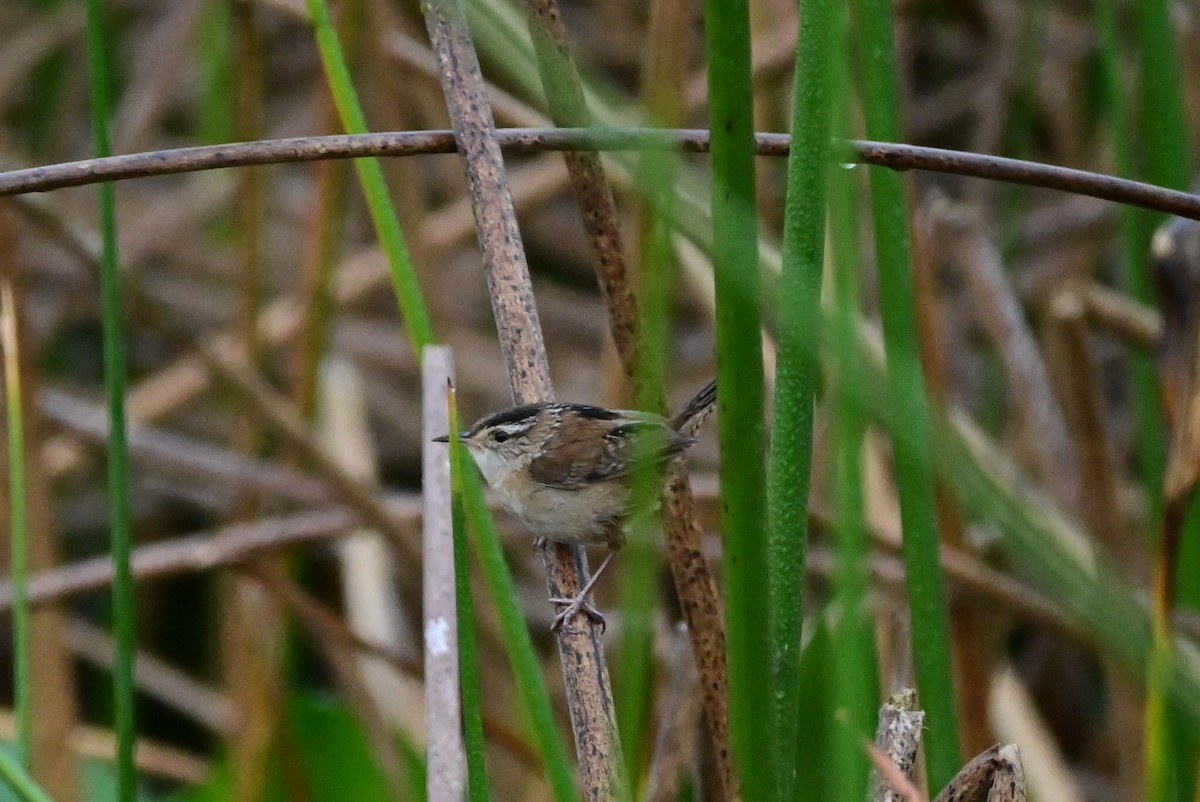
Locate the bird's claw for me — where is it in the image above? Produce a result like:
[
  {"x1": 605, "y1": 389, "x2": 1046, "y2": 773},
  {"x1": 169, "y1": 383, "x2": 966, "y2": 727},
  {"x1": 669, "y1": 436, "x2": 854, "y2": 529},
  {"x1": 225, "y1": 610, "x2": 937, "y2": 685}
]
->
[{"x1": 548, "y1": 595, "x2": 606, "y2": 633}]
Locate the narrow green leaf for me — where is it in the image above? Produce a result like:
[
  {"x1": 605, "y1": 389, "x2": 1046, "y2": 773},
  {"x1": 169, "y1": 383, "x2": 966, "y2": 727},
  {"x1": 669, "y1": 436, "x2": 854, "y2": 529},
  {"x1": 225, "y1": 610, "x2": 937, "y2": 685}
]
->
[
  {"x1": 460, "y1": 474, "x2": 577, "y2": 802},
  {"x1": 83, "y1": 0, "x2": 137, "y2": 796},
  {"x1": 1, "y1": 286, "x2": 31, "y2": 770},
  {"x1": 704, "y1": 0, "x2": 770, "y2": 796},
  {"x1": 767, "y1": 0, "x2": 837, "y2": 791},
  {"x1": 448, "y1": 389, "x2": 490, "y2": 802},
  {"x1": 850, "y1": 0, "x2": 960, "y2": 787},
  {"x1": 827, "y1": 43, "x2": 878, "y2": 802},
  {"x1": 0, "y1": 751, "x2": 54, "y2": 802},
  {"x1": 305, "y1": 0, "x2": 435, "y2": 351}
]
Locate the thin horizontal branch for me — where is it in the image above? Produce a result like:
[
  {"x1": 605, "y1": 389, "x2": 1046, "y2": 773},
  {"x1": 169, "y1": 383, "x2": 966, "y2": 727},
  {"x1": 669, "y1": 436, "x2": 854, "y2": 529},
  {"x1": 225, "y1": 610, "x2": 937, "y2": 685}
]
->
[
  {"x1": 1, "y1": 128, "x2": 1197, "y2": 220},
  {"x1": 0, "y1": 505, "x2": 378, "y2": 608}
]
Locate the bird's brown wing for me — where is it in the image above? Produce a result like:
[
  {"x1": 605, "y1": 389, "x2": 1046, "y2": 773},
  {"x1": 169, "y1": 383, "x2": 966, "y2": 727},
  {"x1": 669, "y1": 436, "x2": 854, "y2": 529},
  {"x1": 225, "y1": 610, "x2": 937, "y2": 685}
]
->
[{"x1": 528, "y1": 418, "x2": 694, "y2": 490}]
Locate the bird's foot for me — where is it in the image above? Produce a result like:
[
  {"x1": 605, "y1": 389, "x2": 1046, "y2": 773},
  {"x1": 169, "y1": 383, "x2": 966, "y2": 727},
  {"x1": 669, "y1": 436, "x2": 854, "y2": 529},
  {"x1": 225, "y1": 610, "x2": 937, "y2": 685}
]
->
[
  {"x1": 546, "y1": 551, "x2": 616, "y2": 633},
  {"x1": 548, "y1": 594, "x2": 606, "y2": 632}
]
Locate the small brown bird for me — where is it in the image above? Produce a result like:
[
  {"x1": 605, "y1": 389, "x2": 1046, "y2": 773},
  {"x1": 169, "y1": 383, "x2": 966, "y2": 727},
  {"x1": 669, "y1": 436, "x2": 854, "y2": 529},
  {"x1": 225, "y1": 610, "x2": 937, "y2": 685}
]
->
[{"x1": 435, "y1": 379, "x2": 716, "y2": 630}]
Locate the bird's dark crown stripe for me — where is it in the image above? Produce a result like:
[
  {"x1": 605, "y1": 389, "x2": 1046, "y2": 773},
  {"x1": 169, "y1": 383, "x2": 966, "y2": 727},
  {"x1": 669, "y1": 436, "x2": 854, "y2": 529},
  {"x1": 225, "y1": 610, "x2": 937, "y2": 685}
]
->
[
  {"x1": 560, "y1": 403, "x2": 620, "y2": 420},
  {"x1": 472, "y1": 404, "x2": 542, "y2": 433},
  {"x1": 472, "y1": 402, "x2": 620, "y2": 433}
]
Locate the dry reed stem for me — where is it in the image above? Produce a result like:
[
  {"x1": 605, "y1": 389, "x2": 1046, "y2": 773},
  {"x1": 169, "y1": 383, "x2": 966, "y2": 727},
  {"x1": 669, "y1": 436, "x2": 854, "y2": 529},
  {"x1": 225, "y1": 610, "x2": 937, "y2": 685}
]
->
[
  {"x1": 521, "y1": 0, "x2": 734, "y2": 795},
  {"x1": 224, "y1": 12, "x2": 278, "y2": 797},
  {"x1": 421, "y1": 347, "x2": 467, "y2": 802},
  {"x1": 238, "y1": 562, "x2": 411, "y2": 798},
  {"x1": 66, "y1": 618, "x2": 235, "y2": 734},
  {"x1": 911, "y1": 200, "x2": 995, "y2": 757},
  {"x1": 3, "y1": 131, "x2": 1200, "y2": 222},
  {"x1": 0, "y1": 214, "x2": 82, "y2": 802},
  {"x1": 931, "y1": 744, "x2": 1027, "y2": 802},
  {"x1": 521, "y1": 0, "x2": 641, "y2": 377},
  {"x1": 419, "y1": 0, "x2": 624, "y2": 795},
  {"x1": 239, "y1": 560, "x2": 545, "y2": 772},
  {"x1": 1043, "y1": 291, "x2": 1127, "y2": 561},
  {"x1": 39, "y1": 390, "x2": 331, "y2": 504},
  {"x1": 1036, "y1": 287, "x2": 1146, "y2": 800},
  {"x1": 0, "y1": 710, "x2": 211, "y2": 785},
  {"x1": 320, "y1": 357, "x2": 422, "y2": 730},
  {"x1": 186, "y1": 334, "x2": 423, "y2": 569},
  {"x1": 11, "y1": 186, "x2": 540, "y2": 483},
  {"x1": 643, "y1": 624, "x2": 702, "y2": 802},
  {"x1": 1081, "y1": 282, "x2": 1162, "y2": 348},
  {"x1": 292, "y1": 0, "x2": 364, "y2": 418},
  {"x1": 987, "y1": 668, "x2": 1079, "y2": 802},
  {"x1": 869, "y1": 689, "x2": 926, "y2": 802},
  {"x1": 943, "y1": 206, "x2": 1081, "y2": 511},
  {"x1": 9, "y1": 481, "x2": 1158, "y2": 648}
]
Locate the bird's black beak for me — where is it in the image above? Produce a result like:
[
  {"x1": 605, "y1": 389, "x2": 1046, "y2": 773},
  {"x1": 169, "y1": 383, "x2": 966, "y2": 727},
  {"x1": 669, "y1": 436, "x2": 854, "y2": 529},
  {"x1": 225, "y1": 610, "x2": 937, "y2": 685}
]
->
[{"x1": 431, "y1": 432, "x2": 468, "y2": 443}]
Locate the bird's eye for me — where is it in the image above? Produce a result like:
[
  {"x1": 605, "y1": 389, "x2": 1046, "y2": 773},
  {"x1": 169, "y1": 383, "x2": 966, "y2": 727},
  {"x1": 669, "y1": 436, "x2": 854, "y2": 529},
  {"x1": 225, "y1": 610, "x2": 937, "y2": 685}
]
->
[{"x1": 492, "y1": 430, "x2": 511, "y2": 443}]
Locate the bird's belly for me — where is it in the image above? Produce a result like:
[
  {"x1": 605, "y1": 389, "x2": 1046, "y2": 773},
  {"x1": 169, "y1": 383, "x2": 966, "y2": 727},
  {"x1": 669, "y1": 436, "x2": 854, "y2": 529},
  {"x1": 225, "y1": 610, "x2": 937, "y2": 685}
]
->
[{"x1": 503, "y1": 481, "x2": 627, "y2": 546}]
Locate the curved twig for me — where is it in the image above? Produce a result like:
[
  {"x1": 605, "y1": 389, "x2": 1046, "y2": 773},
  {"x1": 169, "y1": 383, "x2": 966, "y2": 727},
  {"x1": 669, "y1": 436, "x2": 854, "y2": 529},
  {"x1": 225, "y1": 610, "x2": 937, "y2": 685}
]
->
[{"x1": 0, "y1": 129, "x2": 1196, "y2": 221}]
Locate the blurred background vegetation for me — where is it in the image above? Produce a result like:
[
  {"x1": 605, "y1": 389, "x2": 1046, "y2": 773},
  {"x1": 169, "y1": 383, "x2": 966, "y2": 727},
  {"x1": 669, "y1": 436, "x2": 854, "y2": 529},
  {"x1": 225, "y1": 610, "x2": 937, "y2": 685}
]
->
[{"x1": 0, "y1": 0, "x2": 1198, "y2": 799}]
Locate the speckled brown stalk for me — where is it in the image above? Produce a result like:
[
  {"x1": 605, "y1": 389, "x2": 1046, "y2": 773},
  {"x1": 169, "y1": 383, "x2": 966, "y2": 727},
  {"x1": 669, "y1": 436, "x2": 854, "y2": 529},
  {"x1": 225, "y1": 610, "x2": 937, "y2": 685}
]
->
[
  {"x1": 418, "y1": 0, "x2": 626, "y2": 797},
  {"x1": 520, "y1": 0, "x2": 640, "y2": 380},
  {"x1": 868, "y1": 689, "x2": 925, "y2": 802},
  {"x1": 931, "y1": 744, "x2": 1027, "y2": 802},
  {"x1": 519, "y1": 0, "x2": 735, "y2": 797}
]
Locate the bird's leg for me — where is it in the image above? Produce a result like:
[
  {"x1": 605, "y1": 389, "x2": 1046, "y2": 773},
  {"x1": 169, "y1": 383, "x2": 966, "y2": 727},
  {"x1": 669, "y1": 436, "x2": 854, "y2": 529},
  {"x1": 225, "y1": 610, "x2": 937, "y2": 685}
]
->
[{"x1": 549, "y1": 552, "x2": 615, "y2": 632}]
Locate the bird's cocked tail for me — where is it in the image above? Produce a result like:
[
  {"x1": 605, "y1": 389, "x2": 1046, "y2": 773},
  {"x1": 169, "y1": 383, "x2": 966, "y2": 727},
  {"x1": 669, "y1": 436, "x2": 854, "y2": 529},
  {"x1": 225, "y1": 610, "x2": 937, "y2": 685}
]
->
[{"x1": 670, "y1": 379, "x2": 717, "y2": 435}]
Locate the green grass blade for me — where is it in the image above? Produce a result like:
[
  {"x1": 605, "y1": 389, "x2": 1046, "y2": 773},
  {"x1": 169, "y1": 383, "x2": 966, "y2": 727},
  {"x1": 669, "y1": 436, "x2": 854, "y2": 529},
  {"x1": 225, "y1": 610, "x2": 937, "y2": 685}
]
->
[
  {"x1": 850, "y1": 0, "x2": 960, "y2": 788},
  {"x1": 1094, "y1": 0, "x2": 1166, "y2": 503},
  {"x1": 827, "y1": 55, "x2": 878, "y2": 802},
  {"x1": 304, "y1": 3, "x2": 577, "y2": 794},
  {"x1": 767, "y1": 0, "x2": 837, "y2": 791},
  {"x1": 0, "y1": 751, "x2": 54, "y2": 802},
  {"x1": 448, "y1": 390, "x2": 491, "y2": 802},
  {"x1": 1120, "y1": 3, "x2": 1193, "y2": 798},
  {"x1": 1134, "y1": 0, "x2": 1192, "y2": 195},
  {"x1": 83, "y1": 0, "x2": 137, "y2": 796},
  {"x1": 459, "y1": 471, "x2": 577, "y2": 802},
  {"x1": 305, "y1": 0, "x2": 435, "y2": 351},
  {"x1": 615, "y1": 147, "x2": 680, "y2": 783},
  {"x1": 704, "y1": 0, "x2": 770, "y2": 796},
  {"x1": 1, "y1": 285, "x2": 31, "y2": 768}
]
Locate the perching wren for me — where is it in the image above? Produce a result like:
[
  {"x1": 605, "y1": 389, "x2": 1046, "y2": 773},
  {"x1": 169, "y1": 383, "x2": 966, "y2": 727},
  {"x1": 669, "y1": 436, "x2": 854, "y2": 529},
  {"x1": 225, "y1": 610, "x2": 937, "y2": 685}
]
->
[{"x1": 434, "y1": 378, "x2": 716, "y2": 630}]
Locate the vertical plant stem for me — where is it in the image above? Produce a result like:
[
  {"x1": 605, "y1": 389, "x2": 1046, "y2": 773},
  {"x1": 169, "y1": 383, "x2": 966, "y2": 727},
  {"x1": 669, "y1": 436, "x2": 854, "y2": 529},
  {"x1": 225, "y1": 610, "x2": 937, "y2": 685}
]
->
[
  {"x1": 1134, "y1": 0, "x2": 1191, "y2": 196},
  {"x1": 424, "y1": 348, "x2": 467, "y2": 802},
  {"x1": 827, "y1": 28, "x2": 878, "y2": 802},
  {"x1": 224, "y1": 9, "x2": 280, "y2": 798},
  {"x1": 292, "y1": 0, "x2": 363, "y2": 418},
  {"x1": 0, "y1": 756, "x2": 53, "y2": 802},
  {"x1": 768, "y1": 0, "x2": 836, "y2": 792},
  {"x1": 303, "y1": 2, "x2": 580, "y2": 795},
  {"x1": 459, "y1": 476, "x2": 579, "y2": 802},
  {"x1": 630, "y1": 4, "x2": 735, "y2": 792},
  {"x1": 1129, "y1": 2, "x2": 1193, "y2": 799},
  {"x1": 705, "y1": 0, "x2": 769, "y2": 797},
  {"x1": 1095, "y1": 0, "x2": 1165, "y2": 501},
  {"x1": 514, "y1": 1, "x2": 662, "y2": 780},
  {"x1": 420, "y1": 0, "x2": 627, "y2": 795},
  {"x1": 83, "y1": 0, "x2": 136, "y2": 796},
  {"x1": 1, "y1": 283, "x2": 31, "y2": 768},
  {"x1": 851, "y1": 0, "x2": 960, "y2": 788},
  {"x1": 447, "y1": 383, "x2": 490, "y2": 802},
  {"x1": 305, "y1": 0, "x2": 435, "y2": 351}
]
